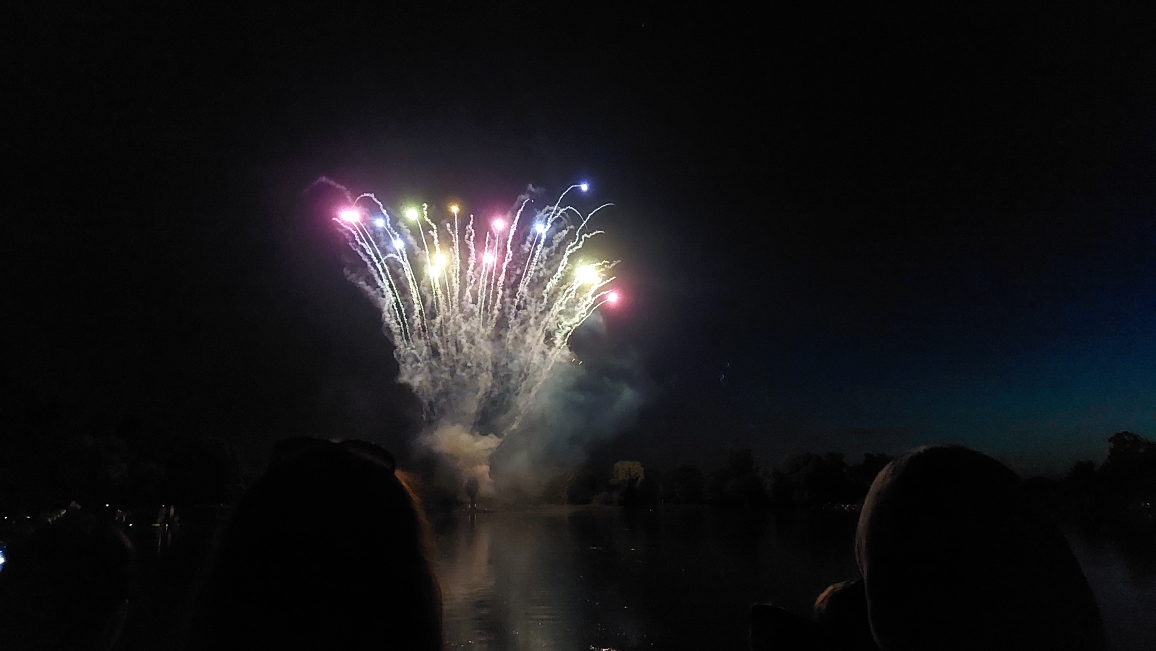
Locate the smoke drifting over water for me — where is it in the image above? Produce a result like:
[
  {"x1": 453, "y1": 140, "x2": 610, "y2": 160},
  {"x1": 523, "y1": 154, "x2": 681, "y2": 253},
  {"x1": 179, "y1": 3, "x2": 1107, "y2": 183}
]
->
[
  {"x1": 323, "y1": 180, "x2": 634, "y2": 493},
  {"x1": 490, "y1": 344, "x2": 646, "y2": 494},
  {"x1": 424, "y1": 423, "x2": 501, "y2": 489}
]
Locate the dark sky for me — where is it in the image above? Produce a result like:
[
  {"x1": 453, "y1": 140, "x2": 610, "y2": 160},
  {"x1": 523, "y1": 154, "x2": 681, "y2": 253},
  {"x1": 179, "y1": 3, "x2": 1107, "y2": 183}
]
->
[{"x1": 7, "y1": 3, "x2": 1156, "y2": 473}]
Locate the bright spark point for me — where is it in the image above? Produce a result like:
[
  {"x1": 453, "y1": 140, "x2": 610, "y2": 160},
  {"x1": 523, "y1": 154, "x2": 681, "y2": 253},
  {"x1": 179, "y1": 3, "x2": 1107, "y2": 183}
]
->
[
  {"x1": 492, "y1": 218, "x2": 507, "y2": 232},
  {"x1": 579, "y1": 182, "x2": 589, "y2": 192},
  {"x1": 535, "y1": 223, "x2": 547, "y2": 234},
  {"x1": 339, "y1": 208, "x2": 361, "y2": 222},
  {"x1": 373, "y1": 218, "x2": 386, "y2": 227},
  {"x1": 393, "y1": 238, "x2": 404, "y2": 250},
  {"x1": 606, "y1": 291, "x2": 619, "y2": 304},
  {"x1": 482, "y1": 251, "x2": 496, "y2": 265},
  {"x1": 405, "y1": 207, "x2": 420, "y2": 220},
  {"x1": 450, "y1": 205, "x2": 460, "y2": 214},
  {"x1": 576, "y1": 264, "x2": 600, "y2": 285},
  {"x1": 432, "y1": 253, "x2": 447, "y2": 269}
]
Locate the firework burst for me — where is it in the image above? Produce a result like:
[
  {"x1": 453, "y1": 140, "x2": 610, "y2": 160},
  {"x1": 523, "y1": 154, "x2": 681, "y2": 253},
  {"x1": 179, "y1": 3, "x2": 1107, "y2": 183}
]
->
[{"x1": 330, "y1": 182, "x2": 618, "y2": 489}]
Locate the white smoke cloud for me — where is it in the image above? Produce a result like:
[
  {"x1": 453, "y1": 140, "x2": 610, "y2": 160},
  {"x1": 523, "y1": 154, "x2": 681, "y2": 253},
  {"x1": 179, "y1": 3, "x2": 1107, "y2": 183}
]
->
[
  {"x1": 420, "y1": 422, "x2": 502, "y2": 494},
  {"x1": 488, "y1": 344, "x2": 648, "y2": 494}
]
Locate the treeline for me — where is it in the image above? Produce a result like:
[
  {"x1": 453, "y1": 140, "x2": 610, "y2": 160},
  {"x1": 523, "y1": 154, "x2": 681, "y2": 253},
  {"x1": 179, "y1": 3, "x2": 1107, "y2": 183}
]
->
[
  {"x1": 6, "y1": 386, "x2": 1153, "y2": 526},
  {"x1": 548, "y1": 432, "x2": 1156, "y2": 521},
  {"x1": 545, "y1": 449, "x2": 894, "y2": 510},
  {"x1": 1025, "y1": 431, "x2": 1156, "y2": 531},
  {"x1": 0, "y1": 391, "x2": 243, "y2": 516}
]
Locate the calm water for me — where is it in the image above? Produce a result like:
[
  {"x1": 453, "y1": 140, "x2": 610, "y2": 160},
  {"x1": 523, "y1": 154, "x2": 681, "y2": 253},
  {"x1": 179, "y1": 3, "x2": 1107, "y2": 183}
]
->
[
  {"x1": 431, "y1": 506, "x2": 1156, "y2": 651},
  {"x1": 432, "y1": 507, "x2": 858, "y2": 651},
  {"x1": 1069, "y1": 533, "x2": 1156, "y2": 651}
]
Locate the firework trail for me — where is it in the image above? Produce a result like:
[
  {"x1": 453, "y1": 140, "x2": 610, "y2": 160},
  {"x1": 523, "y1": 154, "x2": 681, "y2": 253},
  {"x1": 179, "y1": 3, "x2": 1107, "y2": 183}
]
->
[{"x1": 328, "y1": 182, "x2": 619, "y2": 491}]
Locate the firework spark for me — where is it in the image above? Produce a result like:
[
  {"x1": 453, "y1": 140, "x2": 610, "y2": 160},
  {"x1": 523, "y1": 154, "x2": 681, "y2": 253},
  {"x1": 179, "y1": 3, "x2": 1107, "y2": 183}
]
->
[{"x1": 331, "y1": 183, "x2": 618, "y2": 490}]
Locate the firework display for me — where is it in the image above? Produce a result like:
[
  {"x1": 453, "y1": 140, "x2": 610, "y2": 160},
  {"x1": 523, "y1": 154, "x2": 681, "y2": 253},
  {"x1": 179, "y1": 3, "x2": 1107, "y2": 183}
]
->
[{"x1": 333, "y1": 183, "x2": 618, "y2": 487}]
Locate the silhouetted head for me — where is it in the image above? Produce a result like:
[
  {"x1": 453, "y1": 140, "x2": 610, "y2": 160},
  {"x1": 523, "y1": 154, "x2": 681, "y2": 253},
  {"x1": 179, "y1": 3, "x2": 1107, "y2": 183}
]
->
[
  {"x1": 856, "y1": 445, "x2": 1106, "y2": 651},
  {"x1": 814, "y1": 579, "x2": 876, "y2": 651},
  {"x1": 186, "y1": 439, "x2": 442, "y2": 650},
  {"x1": 0, "y1": 517, "x2": 135, "y2": 651}
]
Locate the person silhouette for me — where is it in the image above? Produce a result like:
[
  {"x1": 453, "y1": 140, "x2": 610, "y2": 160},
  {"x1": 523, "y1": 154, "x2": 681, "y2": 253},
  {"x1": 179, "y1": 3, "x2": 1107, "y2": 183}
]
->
[
  {"x1": 0, "y1": 515, "x2": 136, "y2": 651},
  {"x1": 855, "y1": 445, "x2": 1107, "y2": 651},
  {"x1": 813, "y1": 578, "x2": 876, "y2": 651},
  {"x1": 753, "y1": 445, "x2": 1108, "y2": 651},
  {"x1": 184, "y1": 438, "x2": 442, "y2": 650}
]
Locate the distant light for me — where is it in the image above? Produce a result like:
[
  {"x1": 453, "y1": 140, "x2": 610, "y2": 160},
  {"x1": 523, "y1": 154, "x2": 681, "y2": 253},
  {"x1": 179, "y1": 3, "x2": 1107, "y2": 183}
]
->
[
  {"x1": 405, "y1": 207, "x2": 419, "y2": 221},
  {"x1": 450, "y1": 204, "x2": 460, "y2": 214},
  {"x1": 535, "y1": 223, "x2": 547, "y2": 234},
  {"x1": 579, "y1": 182, "x2": 589, "y2": 192},
  {"x1": 338, "y1": 208, "x2": 361, "y2": 222},
  {"x1": 576, "y1": 264, "x2": 600, "y2": 285},
  {"x1": 607, "y1": 291, "x2": 620, "y2": 304},
  {"x1": 492, "y1": 218, "x2": 507, "y2": 232},
  {"x1": 373, "y1": 218, "x2": 386, "y2": 227},
  {"x1": 392, "y1": 238, "x2": 404, "y2": 250},
  {"x1": 482, "y1": 251, "x2": 496, "y2": 265}
]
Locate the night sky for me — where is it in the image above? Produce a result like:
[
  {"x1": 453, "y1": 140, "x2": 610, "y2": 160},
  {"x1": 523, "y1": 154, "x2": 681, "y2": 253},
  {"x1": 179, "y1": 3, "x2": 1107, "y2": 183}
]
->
[{"x1": 7, "y1": 3, "x2": 1156, "y2": 474}]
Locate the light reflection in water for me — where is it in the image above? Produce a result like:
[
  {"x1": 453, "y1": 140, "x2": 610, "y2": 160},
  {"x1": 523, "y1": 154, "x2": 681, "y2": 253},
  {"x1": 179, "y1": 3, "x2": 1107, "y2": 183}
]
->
[
  {"x1": 434, "y1": 508, "x2": 1156, "y2": 651},
  {"x1": 434, "y1": 511, "x2": 594, "y2": 649},
  {"x1": 430, "y1": 507, "x2": 861, "y2": 651},
  {"x1": 431, "y1": 508, "x2": 1156, "y2": 650}
]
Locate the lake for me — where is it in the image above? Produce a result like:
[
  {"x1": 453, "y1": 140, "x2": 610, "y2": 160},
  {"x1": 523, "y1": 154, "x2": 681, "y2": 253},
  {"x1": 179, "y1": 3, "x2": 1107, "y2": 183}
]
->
[{"x1": 431, "y1": 506, "x2": 1156, "y2": 651}]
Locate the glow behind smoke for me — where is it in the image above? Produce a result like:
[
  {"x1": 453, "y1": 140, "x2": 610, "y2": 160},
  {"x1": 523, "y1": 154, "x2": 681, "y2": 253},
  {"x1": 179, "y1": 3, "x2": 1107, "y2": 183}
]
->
[{"x1": 333, "y1": 184, "x2": 618, "y2": 491}]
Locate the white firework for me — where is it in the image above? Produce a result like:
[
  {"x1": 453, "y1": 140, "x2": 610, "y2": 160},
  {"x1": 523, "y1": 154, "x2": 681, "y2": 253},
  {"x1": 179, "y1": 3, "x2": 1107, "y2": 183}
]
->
[{"x1": 331, "y1": 182, "x2": 619, "y2": 489}]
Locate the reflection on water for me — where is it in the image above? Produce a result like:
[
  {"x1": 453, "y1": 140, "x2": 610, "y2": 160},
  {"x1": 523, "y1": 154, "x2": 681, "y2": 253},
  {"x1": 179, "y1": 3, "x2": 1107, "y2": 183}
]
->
[
  {"x1": 1069, "y1": 534, "x2": 1156, "y2": 651},
  {"x1": 432, "y1": 507, "x2": 860, "y2": 650},
  {"x1": 433, "y1": 507, "x2": 1156, "y2": 651}
]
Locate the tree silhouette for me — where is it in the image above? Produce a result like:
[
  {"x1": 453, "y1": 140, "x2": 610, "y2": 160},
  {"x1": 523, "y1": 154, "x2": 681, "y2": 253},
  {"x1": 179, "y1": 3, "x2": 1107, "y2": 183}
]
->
[
  {"x1": 710, "y1": 449, "x2": 769, "y2": 509},
  {"x1": 1099, "y1": 431, "x2": 1156, "y2": 505},
  {"x1": 663, "y1": 465, "x2": 705, "y2": 504}
]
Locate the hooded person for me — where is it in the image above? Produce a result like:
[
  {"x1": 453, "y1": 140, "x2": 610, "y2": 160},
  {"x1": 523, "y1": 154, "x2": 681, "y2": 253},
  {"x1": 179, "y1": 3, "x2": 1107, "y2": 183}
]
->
[
  {"x1": 855, "y1": 445, "x2": 1106, "y2": 651},
  {"x1": 184, "y1": 438, "x2": 442, "y2": 651}
]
